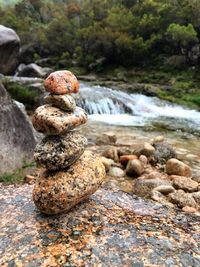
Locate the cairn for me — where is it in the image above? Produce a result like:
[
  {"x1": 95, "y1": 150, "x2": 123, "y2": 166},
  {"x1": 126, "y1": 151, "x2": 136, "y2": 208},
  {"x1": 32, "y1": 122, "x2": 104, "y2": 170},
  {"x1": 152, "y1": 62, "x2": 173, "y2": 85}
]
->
[{"x1": 32, "y1": 70, "x2": 105, "y2": 214}]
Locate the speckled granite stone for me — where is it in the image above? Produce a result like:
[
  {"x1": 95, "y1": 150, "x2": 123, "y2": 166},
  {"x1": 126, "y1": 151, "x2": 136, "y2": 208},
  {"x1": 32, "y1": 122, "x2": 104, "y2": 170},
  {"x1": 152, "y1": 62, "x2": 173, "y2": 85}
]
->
[
  {"x1": 44, "y1": 94, "x2": 76, "y2": 111},
  {"x1": 34, "y1": 132, "x2": 87, "y2": 171},
  {"x1": 44, "y1": 70, "x2": 79, "y2": 95},
  {"x1": 33, "y1": 151, "x2": 106, "y2": 214},
  {"x1": 32, "y1": 104, "x2": 87, "y2": 135}
]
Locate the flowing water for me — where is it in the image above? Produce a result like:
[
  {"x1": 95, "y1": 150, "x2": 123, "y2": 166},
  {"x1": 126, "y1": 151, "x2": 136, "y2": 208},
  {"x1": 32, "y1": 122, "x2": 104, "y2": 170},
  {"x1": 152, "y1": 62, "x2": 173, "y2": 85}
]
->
[
  {"x1": 76, "y1": 83, "x2": 200, "y2": 135},
  {"x1": 76, "y1": 82, "x2": 200, "y2": 174}
]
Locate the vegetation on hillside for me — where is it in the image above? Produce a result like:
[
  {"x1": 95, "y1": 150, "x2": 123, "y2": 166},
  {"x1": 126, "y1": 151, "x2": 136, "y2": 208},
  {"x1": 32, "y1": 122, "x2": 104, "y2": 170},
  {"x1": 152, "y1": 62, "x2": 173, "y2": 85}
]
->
[{"x1": 1, "y1": 0, "x2": 200, "y2": 70}]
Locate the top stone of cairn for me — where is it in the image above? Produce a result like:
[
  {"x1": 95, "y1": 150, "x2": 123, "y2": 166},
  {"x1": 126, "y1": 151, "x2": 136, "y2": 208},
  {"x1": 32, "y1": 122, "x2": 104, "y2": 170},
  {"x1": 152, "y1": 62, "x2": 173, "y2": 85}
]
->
[{"x1": 44, "y1": 70, "x2": 79, "y2": 95}]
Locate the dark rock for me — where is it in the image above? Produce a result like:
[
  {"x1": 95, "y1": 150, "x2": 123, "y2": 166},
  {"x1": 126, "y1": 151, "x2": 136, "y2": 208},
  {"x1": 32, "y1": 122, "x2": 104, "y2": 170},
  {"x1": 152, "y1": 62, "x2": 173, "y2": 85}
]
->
[
  {"x1": 0, "y1": 25, "x2": 20, "y2": 74},
  {"x1": 151, "y1": 142, "x2": 176, "y2": 165},
  {"x1": 0, "y1": 82, "x2": 36, "y2": 174}
]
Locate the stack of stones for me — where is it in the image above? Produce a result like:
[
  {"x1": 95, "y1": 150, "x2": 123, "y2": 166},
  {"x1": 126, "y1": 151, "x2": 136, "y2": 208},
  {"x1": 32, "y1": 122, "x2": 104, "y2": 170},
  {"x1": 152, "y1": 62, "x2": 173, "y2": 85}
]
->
[{"x1": 32, "y1": 70, "x2": 106, "y2": 215}]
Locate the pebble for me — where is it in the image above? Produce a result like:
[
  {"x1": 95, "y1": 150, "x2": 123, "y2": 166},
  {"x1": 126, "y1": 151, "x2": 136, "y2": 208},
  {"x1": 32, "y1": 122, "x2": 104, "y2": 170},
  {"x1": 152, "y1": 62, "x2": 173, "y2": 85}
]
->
[
  {"x1": 33, "y1": 151, "x2": 106, "y2": 214},
  {"x1": 134, "y1": 142, "x2": 155, "y2": 157},
  {"x1": 44, "y1": 70, "x2": 79, "y2": 94},
  {"x1": 133, "y1": 178, "x2": 171, "y2": 197},
  {"x1": 126, "y1": 159, "x2": 144, "y2": 177},
  {"x1": 172, "y1": 176, "x2": 198, "y2": 192},
  {"x1": 100, "y1": 157, "x2": 115, "y2": 172},
  {"x1": 108, "y1": 167, "x2": 125, "y2": 177},
  {"x1": 101, "y1": 147, "x2": 119, "y2": 162},
  {"x1": 139, "y1": 155, "x2": 148, "y2": 166},
  {"x1": 34, "y1": 132, "x2": 87, "y2": 171},
  {"x1": 166, "y1": 158, "x2": 192, "y2": 177},
  {"x1": 120, "y1": 155, "x2": 138, "y2": 166},
  {"x1": 153, "y1": 185, "x2": 175, "y2": 195},
  {"x1": 169, "y1": 190, "x2": 197, "y2": 208},
  {"x1": 32, "y1": 105, "x2": 87, "y2": 135},
  {"x1": 182, "y1": 206, "x2": 197, "y2": 213},
  {"x1": 44, "y1": 94, "x2": 76, "y2": 111}
]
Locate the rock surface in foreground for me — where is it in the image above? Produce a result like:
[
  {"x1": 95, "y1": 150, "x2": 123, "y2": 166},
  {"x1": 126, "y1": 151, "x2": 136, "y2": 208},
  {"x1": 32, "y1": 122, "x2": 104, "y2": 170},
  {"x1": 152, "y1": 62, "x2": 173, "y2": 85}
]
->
[
  {"x1": 33, "y1": 151, "x2": 106, "y2": 214},
  {"x1": 0, "y1": 184, "x2": 200, "y2": 266}
]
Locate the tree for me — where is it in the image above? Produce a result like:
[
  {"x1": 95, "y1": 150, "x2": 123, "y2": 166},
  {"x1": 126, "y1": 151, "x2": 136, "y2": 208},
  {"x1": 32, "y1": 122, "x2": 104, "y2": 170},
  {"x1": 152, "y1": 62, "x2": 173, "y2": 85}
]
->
[{"x1": 166, "y1": 23, "x2": 199, "y2": 57}]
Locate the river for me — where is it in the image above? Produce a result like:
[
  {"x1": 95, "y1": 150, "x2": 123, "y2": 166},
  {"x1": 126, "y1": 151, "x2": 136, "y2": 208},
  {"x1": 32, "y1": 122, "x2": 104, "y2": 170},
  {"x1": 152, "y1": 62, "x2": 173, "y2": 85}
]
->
[{"x1": 77, "y1": 82, "x2": 200, "y2": 174}]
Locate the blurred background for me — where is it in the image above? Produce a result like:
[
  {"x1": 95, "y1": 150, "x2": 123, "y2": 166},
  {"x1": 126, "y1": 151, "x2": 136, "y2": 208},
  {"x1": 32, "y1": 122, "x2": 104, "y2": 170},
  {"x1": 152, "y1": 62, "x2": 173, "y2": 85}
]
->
[{"x1": 0, "y1": 0, "x2": 200, "y2": 180}]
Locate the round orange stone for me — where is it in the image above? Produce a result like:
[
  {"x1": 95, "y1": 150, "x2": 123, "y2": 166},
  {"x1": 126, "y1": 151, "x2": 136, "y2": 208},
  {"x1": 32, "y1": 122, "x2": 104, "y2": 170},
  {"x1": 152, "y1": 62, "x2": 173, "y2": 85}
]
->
[{"x1": 44, "y1": 70, "x2": 79, "y2": 95}]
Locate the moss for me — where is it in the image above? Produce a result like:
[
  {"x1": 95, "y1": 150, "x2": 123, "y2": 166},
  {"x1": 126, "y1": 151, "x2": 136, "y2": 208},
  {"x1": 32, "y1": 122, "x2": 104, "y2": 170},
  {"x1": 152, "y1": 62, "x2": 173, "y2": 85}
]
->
[
  {"x1": 0, "y1": 161, "x2": 36, "y2": 184},
  {"x1": 2, "y1": 81, "x2": 40, "y2": 109}
]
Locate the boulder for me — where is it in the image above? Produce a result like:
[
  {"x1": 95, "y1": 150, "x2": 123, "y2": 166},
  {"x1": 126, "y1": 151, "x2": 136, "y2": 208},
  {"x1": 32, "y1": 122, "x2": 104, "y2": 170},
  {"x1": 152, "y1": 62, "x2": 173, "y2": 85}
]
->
[
  {"x1": 172, "y1": 176, "x2": 198, "y2": 192},
  {"x1": 0, "y1": 82, "x2": 36, "y2": 175},
  {"x1": 108, "y1": 167, "x2": 125, "y2": 177},
  {"x1": 0, "y1": 25, "x2": 20, "y2": 74},
  {"x1": 133, "y1": 179, "x2": 171, "y2": 197},
  {"x1": 126, "y1": 159, "x2": 144, "y2": 177},
  {"x1": 166, "y1": 159, "x2": 192, "y2": 177},
  {"x1": 33, "y1": 151, "x2": 106, "y2": 214},
  {"x1": 16, "y1": 63, "x2": 52, "y2": 78}
]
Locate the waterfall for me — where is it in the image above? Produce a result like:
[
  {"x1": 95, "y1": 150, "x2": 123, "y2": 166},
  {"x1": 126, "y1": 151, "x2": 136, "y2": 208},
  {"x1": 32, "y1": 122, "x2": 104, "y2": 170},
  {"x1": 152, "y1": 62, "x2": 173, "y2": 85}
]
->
[{"x1": 74, "y1": 82, "x2": 200, "y2": 134}]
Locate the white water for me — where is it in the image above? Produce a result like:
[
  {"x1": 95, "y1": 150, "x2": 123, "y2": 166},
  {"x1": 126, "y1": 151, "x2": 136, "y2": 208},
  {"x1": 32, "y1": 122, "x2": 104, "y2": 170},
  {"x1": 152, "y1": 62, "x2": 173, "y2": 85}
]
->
[{"x1": 75, "y1": 83, "x2": 200, "y2": 133}]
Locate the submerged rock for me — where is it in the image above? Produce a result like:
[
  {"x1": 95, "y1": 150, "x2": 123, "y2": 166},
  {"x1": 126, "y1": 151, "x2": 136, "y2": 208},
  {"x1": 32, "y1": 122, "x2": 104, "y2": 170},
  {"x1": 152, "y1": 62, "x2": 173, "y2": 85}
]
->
[
  {"x1": 32, "y1": 105, "x2": 87, "y2": 135},
  {"x1": 34, "y1": 132, "x2": 87, "y2": 171},
  {"x1": 33, "y1": 151, "x2": 106, "y2": 214}
]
